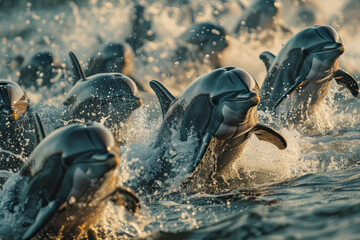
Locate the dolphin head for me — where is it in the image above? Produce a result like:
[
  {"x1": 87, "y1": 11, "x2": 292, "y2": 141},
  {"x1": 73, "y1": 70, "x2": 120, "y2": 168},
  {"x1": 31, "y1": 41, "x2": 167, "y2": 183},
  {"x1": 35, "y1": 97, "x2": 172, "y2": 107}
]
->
[
  {"x1": 19, "y1": 122, "x2": 140, "y2": 239},
  {"x1": 243, "y1": 0, "x2": 282, "y2": 30},
  {"x1": 18, "y1": 51, "x2": 64, "y2": 89},
  {"x1": 0, "y1": 80, "x2": 29, "y2": 126},
  {"x1": 255, "y1": 0, "x2": 282, "y2": 20},
  {"x1": 180, "y1": 22, "x2": 229, "y2": 57},
  {"x1": 301, "y1": 26, "x2": 344, "y2": 73},
  {"x1": 64, "y1": 52, "x2": 142, "y2": 130},
  {"x1": 86, "y1": 42, "x2": 134, "y2": 77},
  {"x1": 65, "y1": 73, "x2": 142, "y2": 128},
  {"x1": 286, "y1": 25, "x2": 344, "y2": 69},
  {"x1": 20, "y1": 123, "x2": 121, "y2": 201},
  {"x1": 183, "y1": 67, "x2": 260, "y2": 140}
]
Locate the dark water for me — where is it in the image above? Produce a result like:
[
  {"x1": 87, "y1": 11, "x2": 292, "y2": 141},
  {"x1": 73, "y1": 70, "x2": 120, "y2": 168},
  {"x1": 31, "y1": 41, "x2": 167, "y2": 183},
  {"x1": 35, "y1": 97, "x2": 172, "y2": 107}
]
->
[{"x1": 1, "y1": 0, "x2": 360, "y2": 239}]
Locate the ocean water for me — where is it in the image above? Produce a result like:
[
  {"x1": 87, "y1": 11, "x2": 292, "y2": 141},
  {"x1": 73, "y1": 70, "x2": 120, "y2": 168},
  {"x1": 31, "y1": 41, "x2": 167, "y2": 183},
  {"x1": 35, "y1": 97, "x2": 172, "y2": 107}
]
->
[{"x1": 0, "y1": 0, "x2": 360, "y2": 239}]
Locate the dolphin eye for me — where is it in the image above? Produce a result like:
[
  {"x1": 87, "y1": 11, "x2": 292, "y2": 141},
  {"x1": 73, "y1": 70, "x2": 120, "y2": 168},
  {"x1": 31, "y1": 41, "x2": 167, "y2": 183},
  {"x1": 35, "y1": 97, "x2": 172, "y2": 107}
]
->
[{"x1": 210, "y1": 98, "x2": 218, "y2": 106}]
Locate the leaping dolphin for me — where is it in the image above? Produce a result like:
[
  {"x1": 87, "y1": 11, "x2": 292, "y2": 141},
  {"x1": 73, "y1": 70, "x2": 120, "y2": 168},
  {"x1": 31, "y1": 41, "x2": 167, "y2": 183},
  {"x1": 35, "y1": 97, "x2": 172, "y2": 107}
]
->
[
  {"x1": 259, "y1": 25, "x2": 359, "y2": 125},
  {"x1": 150, "y1": 67, "x2": 287, "y2": 190},
  {"x1": 0, "y1": 115, "x2": 140, "y2": 239}
]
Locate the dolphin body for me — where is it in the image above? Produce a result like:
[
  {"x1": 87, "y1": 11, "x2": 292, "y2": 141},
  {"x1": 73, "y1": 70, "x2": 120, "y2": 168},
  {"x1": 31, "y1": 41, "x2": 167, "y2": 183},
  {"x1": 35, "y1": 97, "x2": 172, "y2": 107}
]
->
[
  {"x1": 0, "y1": 116, "x2": 140, "y2": 239},
  {"x1": 150, "y1": 67, "x2": 287, "y2": 190},
  {"x1": 258, "y1": 25, "x2": 359, "y2": 126},
  {"x1": 63, "y1": 52, "x2": 142, "y2": 132},
  {"x1": 85, "y1": 42, "x2": 145, "y2": 91}
]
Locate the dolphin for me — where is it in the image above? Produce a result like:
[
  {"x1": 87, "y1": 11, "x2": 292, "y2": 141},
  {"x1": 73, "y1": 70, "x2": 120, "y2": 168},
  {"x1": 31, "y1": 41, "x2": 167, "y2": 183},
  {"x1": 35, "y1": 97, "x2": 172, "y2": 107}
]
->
[
  {"x1": 0, "y1": 115, "x2": 140, "y2": 239},
  {"x1": 0, "y1": 80, "x2": 33, "y2": 181},
  {"x1": 85, "y1": 42, "x2": 145, "y2": 91},
  {"x1": 126, "y1": 4, "x2": 156, "y2": 53},
  {"x1": 176, "y1": 22, "x2": 229, "y2": 68},
  {"x1": 63, "y1": 51, "x2": 142, "y2": 131},
  {"x1": 258, "y1": 25, "x2": 359, "y2": 124},
  {"x1": 150, "y1": 67, "x2": 287, "y2": 188},
  {"x1": 282, "y1": 0, "x2": 323, "y2": 27},
  {"x1": 234, "y1": 0, "x2": 292, "y2": 35},
  {"x1": 18, "y1": 51, "x2": 64, "y2": 89}
]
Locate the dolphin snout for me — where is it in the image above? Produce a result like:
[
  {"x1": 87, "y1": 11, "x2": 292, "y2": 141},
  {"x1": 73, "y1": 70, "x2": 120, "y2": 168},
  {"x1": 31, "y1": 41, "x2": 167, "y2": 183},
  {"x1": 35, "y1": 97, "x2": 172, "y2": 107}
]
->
[{"x1": 1, "y1": 108, "x2": 17, "y2": 121}]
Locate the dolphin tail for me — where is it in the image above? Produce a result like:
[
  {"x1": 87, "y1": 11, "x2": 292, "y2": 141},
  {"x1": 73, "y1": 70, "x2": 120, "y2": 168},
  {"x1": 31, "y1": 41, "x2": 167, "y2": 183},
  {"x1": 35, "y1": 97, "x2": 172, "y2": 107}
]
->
[
  {"x1": 69, "y1": 51, "x2": 86, "y2": 82},
  {"x1": 149, "y1": 80, "x2": 176, "y2": 117},
  {"x1": 33, "y1": 113, "x2": 46, "y2": 146},
  {"x1": 259, "y1": 51, "x2": 276, "y2": 72},
  {"x1": 273, "y1": 75, "x2": 305, "y2": 109},
  {"x1": 22, "y1": 199, "x2": 62, "y2": 240},
  {"x1": 102, "y1": 187, "x2": 141, "y2": 214},
  {"x1": 334, "y1": 69, "x2": 359, "y2": 97},
  {"x1": 251, "y1": 123, "x2": 287, "y2": 150}
]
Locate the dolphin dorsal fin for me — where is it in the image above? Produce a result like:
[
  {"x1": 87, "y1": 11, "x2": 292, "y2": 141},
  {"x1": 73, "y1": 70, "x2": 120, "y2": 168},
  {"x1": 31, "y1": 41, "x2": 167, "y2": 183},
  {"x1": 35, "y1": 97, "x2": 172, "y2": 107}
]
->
[
  {"x1": 33, "y1": 113, "x2": 46, "y2": 146},
  {"x1": 69, "y1": 51, "x2": 86, "y2": 82},
  {"x1": 150, "y1": 80, "x2": 176, "y2": 117},
  {"x1": 259, "y1": 51, "x2": 276, "y2": 72}
]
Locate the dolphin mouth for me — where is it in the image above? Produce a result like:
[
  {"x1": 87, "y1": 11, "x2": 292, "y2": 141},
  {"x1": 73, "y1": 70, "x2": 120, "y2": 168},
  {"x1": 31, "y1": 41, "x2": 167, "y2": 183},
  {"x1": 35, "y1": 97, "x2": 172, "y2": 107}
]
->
[
  {"x1": 62, "y1": 150, "x2": 119, "y2": 171},
  {"x1": 65, "y1": 152, "x2": 119, "y2": 202},
  {"x1": 225, "y1": 92, "x2": 260, "y2": 105},
  {"x1": 304, "y1": 42, "x2": 344, "y2": 55},
  {"x1": 322, "y1": 42, "x2": 344, "y2": 53}
]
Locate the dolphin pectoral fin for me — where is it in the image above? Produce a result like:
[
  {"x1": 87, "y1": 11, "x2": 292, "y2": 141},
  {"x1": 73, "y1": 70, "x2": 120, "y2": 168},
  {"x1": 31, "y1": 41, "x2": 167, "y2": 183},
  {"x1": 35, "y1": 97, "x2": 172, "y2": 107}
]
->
[
  {"x1": 273, "y1": 76, "x2": 305, "y2": 109},
  {"x1": 22, "y1": 199, "x2": 62, "y2": 240},
  {"x1": 192, "y1": 132, "x2": 214, "y2": 172},
  {"x1": 259, "y1": 51, "x2": 276, "y2": 72},
  {"x1": 104, "y1": 187, "x2": 141, "y2": 214},
  {"x1": 150, "y1": 80, "x2": 176, "y2": 117},
  {"x1": 69, "y1": 51, "x2": 86, "y2": 82},
  {"x1": 334, "y1": 69, "x2": 359, "y2": 97},
  {"x1": 252, "y1": 124, "x2": 287, "y2": 150},
  {"x1": 33, "y1": 113, "x2": 46, "y2": 146}
]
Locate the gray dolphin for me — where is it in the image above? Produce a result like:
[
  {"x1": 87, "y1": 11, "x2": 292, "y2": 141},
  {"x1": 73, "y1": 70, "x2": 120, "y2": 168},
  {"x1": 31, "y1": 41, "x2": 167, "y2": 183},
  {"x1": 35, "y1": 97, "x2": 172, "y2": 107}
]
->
[
  {"x1": 84, "y1": 42, "x2": 145, "y2": 91},
  {"x1": 1, "y1": 115, "x2": 140, "y2": 239},
  {"x1": 234, "y1": 0, "x2": 292, "y2": 35},
  {"x1": 176, "y1": 22, "x2": 229, "y2": 69},
  {"x1": 282, "y1": 0, "x2": 323, "y2": 27},
  {"x1": 259, "y1": 25, "x2": 359, "y2": 124},
  {"x1": 126, "y1": 4, "x2": 156, "y2": 53},
  {"x1": 63, "y1": 51, "x2": 142, "y2": 131},
  {"x1": 150, "y1": 67, "x2": 287, "y2": 186},
  {"x1": 18, "y1": 51, "x2": 64, "y2": 90}
]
